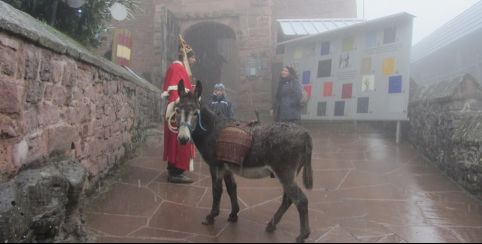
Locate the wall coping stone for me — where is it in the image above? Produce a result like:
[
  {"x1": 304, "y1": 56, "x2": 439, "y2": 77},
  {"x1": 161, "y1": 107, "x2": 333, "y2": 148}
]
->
[
  {"x1": 0, "y1": 1, "x2": 160, "y2": 94},
  {"x1": 410, "y1": 73, "x2": 482, "y2": 104}
]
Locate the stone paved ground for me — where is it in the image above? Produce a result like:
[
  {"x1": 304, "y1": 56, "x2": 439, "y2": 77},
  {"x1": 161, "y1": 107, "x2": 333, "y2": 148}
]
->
[{"x1": 84, "y1": 123, "x2": 482, "y2": 243}]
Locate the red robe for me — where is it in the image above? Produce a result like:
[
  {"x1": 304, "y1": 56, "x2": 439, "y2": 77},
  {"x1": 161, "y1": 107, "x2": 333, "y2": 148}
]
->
[{"x1": 162, "y1": 61, "x2": 194, "y2": 171}]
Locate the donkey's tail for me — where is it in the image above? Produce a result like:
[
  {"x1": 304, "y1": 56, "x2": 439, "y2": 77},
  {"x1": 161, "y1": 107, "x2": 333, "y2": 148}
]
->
[{"x1": 303, "y1": 132, "x2": 313, "y2": 190}]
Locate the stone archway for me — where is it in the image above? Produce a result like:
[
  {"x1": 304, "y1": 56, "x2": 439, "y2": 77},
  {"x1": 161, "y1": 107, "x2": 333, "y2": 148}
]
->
[{"x1": 184, "y1": 22, "x2": 240, "y2": 101}]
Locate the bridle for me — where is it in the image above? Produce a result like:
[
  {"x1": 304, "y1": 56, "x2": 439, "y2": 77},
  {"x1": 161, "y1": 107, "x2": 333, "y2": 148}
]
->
[{"x1": 171, "y1": 107, "x2": 207, "y2": 134}]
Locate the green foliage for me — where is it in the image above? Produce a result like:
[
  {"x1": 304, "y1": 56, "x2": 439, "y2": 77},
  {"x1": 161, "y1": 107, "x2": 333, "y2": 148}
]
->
[{"x1": 2, "y1": 0, "x2": 140, "y2": 48}]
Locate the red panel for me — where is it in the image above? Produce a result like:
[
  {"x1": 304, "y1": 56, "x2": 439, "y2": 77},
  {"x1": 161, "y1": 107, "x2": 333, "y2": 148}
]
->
[
  {"x1": 342, "y1": 84, "x2": 353, "y2": 99},
  {"x1": 323, "y1": 82, "x2": 333, "y2": 97},
  {"x1": 304, "y1": 85, "x2": 312, "y2": 97}
]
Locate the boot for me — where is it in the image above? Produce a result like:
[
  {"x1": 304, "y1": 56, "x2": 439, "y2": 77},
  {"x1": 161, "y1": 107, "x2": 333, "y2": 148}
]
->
[{"x1": 168, "y1": 173, "x2": 194, "y2": 184}]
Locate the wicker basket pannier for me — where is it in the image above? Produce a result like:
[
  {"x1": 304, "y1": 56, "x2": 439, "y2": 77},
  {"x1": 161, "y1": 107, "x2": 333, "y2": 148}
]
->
[{"x1": 216, "y1": 127, "x2": 253, "y2": 165}]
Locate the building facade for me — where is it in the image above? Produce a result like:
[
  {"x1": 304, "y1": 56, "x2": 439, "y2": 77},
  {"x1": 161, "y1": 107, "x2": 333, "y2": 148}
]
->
[
  {"x1": 97, "y1": 0, "x2": 357, "y2": 117},
  {"x1": 411, "y1": 0, "x2": 482, "y2": 88},
  {"x1": 279, "y1": 13, "x2": 414, "y2": 121}
]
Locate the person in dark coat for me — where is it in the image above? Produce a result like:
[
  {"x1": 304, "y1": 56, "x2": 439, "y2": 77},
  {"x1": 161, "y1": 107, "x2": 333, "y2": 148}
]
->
[
  {"x1": 208, "y1": 83, "x2": 234, "y2": 119},
  {"x1": 272, "y1": 66, "x2": 303, "y2": 123}
]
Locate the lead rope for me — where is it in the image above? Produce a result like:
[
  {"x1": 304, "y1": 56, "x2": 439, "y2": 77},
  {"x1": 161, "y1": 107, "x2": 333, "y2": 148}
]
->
[{"x1": 197, "y1": 110, "x2": 208, "y2": 132}]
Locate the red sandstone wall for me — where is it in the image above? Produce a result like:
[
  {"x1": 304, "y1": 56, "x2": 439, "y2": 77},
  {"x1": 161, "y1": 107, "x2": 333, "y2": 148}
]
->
[{"x1": 0, "y1": 31, "x2": 161, "y2": 184}]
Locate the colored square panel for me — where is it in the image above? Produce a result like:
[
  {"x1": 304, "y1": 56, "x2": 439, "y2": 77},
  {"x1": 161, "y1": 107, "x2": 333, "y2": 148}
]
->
[
  {"x1": 365, "y1": 31, "x2": 377, "y2": 48},
  {"x1": 317, "y1": 102, "x2": 327, "y2": 116},
  {"x1": 357, "y1": 97, "x2": 369, "y2": 113},
  {"x1": 342, "y1": 37, "x2": 354, "y2": 51},
  {"x1": 302, "y1": 71, "x2": 311, "y2": 84},
  {"x1": 338, "y1": 53, "x2": 350, "y2": 69},
  {"x1": 323, "y1": 82, "x2": 333, "y2": 97},
  {"x1": 383, "y1": 57, "x2": 395, "y2": 75},
  {"x1": 388, "y1": 96, "x2": 405, "y2": 113},
  {"x1": 384, "y1": 27, "x2": 397, "y2": 44},
  {"x1": 342, "y1": 84, "x2": 353, "y2": 99},
  {"x1": 334, "y1": 101, "x2": 345, "y2": 116},
  {"x1": 317, "y1": 59, "x2": 332, "y2": 78},
  {"x1": 361, "y1": 75, "x2": 375, "y2": 92},
  {"x1": 320, "y1": 41, "x2": 330, "y2": 56},
  {"x1": 276, "y1": 44, "x2": 285, "y2": 55},
  {"x1": 361, "y1": 57, "x2": 371, "y2": 74},
  {"x1": 293, "y1": 48, "x2": 303, "y2": 59},
  {"x1": 113, "y1": 29, "x2": 132, "y2": 66},
  {"x1": 389, "y1": 75, "x2": 402, "y2": 93},
  {"x1": 303, "y1": 84, "x2": 312, "y2": 97}
]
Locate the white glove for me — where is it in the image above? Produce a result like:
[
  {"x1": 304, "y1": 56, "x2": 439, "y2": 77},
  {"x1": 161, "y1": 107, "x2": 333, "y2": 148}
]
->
[
  {"x1": 165, "y1": 101, "x2": 176, "y2": 121},
  {"x1": 161, "y1": 91, "x2": 169, "y2": 99}
]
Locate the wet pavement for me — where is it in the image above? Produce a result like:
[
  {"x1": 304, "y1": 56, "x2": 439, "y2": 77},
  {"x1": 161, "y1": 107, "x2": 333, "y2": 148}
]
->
[{"x1": 85, "y1": 122, "x2": 482, "y2": 243}]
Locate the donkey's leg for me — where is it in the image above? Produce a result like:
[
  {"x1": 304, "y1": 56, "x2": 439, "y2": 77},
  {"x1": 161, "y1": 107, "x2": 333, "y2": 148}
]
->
[
  {"x1": 266, "y1": 193, "x2": 292, "y2": 233},
  {"x1": 224, "y1": 172, "x2": 240, "y2": 222},
  {"x1": 202, "y1": 165, "x2": 223, "y2": 225},
  {"x1": 284, "y1": 183, "x2": 310, "y2": 243}
]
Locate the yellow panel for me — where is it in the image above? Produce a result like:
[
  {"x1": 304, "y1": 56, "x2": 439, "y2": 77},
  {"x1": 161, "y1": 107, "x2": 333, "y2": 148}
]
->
[
  {"x1": 116, "y1": 45, "x2": 131, "y2": 60},
  {"x1": 293, "y1": 48, "x2": 303, "y2": 60},
  {"x1": 342, "y1": 37, "x2": 354, "y2": 51},
  {"x1": 383, "y1": 57, "x2": 395, "y2": 75}
]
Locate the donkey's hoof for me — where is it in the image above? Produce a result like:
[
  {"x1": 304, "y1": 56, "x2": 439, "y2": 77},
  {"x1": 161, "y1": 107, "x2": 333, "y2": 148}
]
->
[
  {"x1": 295, "y1": 232, "x2": 310, "y2": 243},
  {"x1": 265, "y1": 223, "x2": 276, "y2": 233},
  {"x1": 228, "y1": 214, "x2": 238, "y2": 223},
  {"x1": 202, "y1": 217, "x2": 215, "y2": 225}
]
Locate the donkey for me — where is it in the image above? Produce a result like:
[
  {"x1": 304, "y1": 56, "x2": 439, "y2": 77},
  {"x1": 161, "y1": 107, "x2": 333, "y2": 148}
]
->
[{"x1": 175, "y1": 80, "x2": 313, "y2": 243}]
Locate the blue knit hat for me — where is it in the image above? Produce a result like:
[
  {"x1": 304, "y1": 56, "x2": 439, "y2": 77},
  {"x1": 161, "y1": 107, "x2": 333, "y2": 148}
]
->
[{"x1": 214, "y1": 83, "x2": 225, "y2": 90}]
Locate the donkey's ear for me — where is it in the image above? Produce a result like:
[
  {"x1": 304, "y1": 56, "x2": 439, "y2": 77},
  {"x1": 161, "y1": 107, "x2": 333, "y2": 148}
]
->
[
  {"x1": 195, "y1": 80, "x2": 202, "y2": 100},
  {"x1": 178, "y1": 79, "x2": 186, "y2": 97}
]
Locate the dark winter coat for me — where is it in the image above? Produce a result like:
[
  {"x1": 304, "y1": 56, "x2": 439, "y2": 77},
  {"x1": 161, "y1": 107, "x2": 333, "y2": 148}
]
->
[
  {"x1": 208, "y1": 94, "x2": 234, "y2": 119},
  {"x1": 273, "y1": 77, "x2": 303, "y2": 122}
]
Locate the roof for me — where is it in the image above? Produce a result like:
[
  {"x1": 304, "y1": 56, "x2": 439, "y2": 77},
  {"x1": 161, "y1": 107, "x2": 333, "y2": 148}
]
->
[
  {"x1": 278, "y1": 18, "x2": 364, "y2": 36},
  {"x1": 278, "y1": 12, "x2": 414, "y2": 46},
  {"x1": 411, "y1": 0, "x2": 482, "y2": 62}
]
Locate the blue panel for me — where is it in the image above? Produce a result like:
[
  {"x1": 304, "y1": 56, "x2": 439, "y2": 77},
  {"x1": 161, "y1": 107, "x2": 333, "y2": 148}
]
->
[
  {"x1": 389, "y1": 75, "x2": 402, "y2": 93},
  {"x1": 334, "y1": 101, "x2": 345, "y2": 116},
  {"x1": 365, "y1": 31, "x2": 377, "y2": 48},
  {"x1": 320, "y1": 41, "x2": 330, "y2": 56},
  {"x1": 302, "y1": 71, "x2": 311, "y2": 84}
]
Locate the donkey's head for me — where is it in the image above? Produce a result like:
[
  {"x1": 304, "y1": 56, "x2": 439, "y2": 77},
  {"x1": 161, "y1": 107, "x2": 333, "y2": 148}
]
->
[{"x1": 176, "y1": 79, "x2": 203, "y2": 145}]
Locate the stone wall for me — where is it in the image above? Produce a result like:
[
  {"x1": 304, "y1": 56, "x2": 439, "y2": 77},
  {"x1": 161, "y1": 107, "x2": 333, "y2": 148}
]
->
[
  {"x1": 408, "y1": 74, "x2": 482, "y2": 199},
  {"x1": 0, "y1": 2, "x2": 161, "y2": 242}
]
